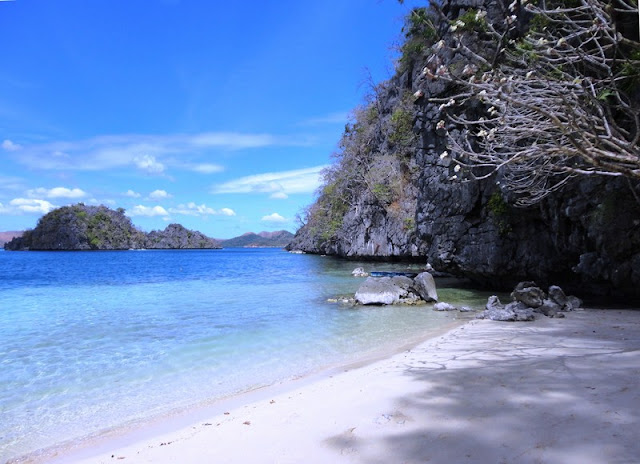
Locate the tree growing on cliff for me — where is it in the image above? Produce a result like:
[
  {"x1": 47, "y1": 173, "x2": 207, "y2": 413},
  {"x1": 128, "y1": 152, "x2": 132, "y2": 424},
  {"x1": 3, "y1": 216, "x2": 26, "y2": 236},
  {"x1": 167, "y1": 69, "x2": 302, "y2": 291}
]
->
[{"x1": 431, "y1": 0, "x2": 640, "y2": 206}]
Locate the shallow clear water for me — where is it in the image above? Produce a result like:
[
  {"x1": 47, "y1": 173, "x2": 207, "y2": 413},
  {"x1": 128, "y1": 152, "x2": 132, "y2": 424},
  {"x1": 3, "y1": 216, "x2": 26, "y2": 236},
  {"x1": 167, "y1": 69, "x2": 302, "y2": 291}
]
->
[{"x1": 0, "y1": 248, "x2": 492, "y2": 461}]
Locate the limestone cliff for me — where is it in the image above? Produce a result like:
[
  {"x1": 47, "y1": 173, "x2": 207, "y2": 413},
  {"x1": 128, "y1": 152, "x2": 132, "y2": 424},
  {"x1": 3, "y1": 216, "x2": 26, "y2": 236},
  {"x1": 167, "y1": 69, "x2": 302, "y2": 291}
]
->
[{"x1": 288, "y1": 0, "x2": 640, "y2": 299}]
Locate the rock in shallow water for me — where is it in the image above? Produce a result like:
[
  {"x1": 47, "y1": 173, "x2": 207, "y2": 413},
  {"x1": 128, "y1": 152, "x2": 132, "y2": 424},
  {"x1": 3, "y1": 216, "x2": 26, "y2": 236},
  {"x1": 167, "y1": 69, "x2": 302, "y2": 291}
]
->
[
  {"x1": 355, "y1": 276, "x2": 419, "y2": 305},
  {"x1": 433, "y1": 302, "x2": 457, "y2": 311},
  {"x1": 413, "y1": 272, "x2": 438, "y2": 302},
  {"x1": 351, "y1": 267, "x2": 369, "y2": 277}
]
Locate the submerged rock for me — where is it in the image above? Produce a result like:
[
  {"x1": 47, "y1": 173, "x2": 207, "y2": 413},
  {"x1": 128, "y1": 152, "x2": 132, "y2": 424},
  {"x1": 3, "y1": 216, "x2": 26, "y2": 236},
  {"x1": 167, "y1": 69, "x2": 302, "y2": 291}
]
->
[
  {"x1": 352, "y1": 267, "x2": 369, "y2": 277},
  {"x1": 433, "y1": 302, "x2": 457, "y2": 311}
]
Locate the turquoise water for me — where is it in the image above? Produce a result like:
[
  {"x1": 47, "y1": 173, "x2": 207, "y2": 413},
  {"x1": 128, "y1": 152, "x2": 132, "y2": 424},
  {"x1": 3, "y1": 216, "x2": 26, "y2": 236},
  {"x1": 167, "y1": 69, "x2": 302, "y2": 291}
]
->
[{"x1": 0, "y1": 248, "x2": 490, "y2": 462}]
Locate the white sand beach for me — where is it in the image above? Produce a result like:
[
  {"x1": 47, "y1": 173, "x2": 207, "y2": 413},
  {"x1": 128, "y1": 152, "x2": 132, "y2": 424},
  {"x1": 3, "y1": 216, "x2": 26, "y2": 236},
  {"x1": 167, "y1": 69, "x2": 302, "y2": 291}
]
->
[{"x1": 53, "y1": 309, "x2": 639, "y2": 464}]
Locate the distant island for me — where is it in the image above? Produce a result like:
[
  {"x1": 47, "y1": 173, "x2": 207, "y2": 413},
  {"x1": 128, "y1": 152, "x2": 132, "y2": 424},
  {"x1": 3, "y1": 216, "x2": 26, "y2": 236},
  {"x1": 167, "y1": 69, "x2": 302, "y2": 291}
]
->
[
  {"x1": 2, "y1": 204, "x2": 294, "y2": 251},
  {"x1": 219, "y1": 230, "x2": 294, "y2": 248},
  {"x1": 3, "y1": 204, "x2": 221, "y2": 251}
]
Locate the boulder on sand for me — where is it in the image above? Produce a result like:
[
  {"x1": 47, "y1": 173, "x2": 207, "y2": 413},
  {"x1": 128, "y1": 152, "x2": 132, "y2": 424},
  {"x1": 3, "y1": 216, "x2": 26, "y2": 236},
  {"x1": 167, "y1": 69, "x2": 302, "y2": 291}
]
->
[{"x1": 511, "y1": 281, "x2": 546, "y2": 308}]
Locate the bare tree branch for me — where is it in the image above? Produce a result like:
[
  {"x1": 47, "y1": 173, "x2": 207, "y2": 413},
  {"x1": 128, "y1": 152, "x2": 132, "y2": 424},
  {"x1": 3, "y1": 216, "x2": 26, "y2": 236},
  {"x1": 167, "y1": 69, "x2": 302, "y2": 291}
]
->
[{"x1": 428, "y1": 0, "x2": 640, "y2": 206}]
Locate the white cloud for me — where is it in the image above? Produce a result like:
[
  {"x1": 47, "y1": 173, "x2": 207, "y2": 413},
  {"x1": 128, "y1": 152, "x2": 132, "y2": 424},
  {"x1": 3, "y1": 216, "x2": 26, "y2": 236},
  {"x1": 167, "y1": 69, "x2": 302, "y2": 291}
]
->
[
  {"x1": 127, "y1": 205, "x2": 169, "y2": 217},
  {"x1": 2, "y1": 139, "x2": 22, "y2": 151},
  {"x1": 191, "y1": 163, "x2": 224, "y2": 174},
  {"x1": 168, "y1": 202, "x2": 236, "y2": 217},
  {"x1": 270, "y1": 192, "x2": 288, "y2": 200},
  {"x1": 211, "y1": 165, "x2": 327, "y2": 196},
  {"x1": 261, "y1": 213, "x2": 287, "y2": 223},
  {"x1": 9, "y1": 198, "x2": 56, "y2": 214},
  {"x1": 27, "y1": 187, "x2": 87, "y2": 199},
  {"x1": 148, "y1": 189, "x2": 172, "y2": 200},
  {"x1": 124, "y1": 189, "x2": 141, "y2": 198},
  {"x1": 134, "y1": 154, "x2": 165, "y2": 174}
]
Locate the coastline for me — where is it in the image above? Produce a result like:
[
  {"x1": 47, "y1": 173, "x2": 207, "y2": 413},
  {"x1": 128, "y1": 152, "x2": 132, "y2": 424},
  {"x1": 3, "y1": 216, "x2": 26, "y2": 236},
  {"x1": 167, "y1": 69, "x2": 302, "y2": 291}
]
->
[
  {"x1": 46, "y1": 308, "x2": 639, "y2": 464},
  {"x1": 19, "y1": 316, "x2": 468, "y2": 464}
]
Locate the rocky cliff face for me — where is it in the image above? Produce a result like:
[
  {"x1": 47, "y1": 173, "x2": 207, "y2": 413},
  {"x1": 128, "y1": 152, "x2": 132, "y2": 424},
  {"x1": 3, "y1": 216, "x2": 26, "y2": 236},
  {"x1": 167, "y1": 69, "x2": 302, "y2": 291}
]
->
[
  {"x1": 4, "y1": 204, "x2": 221, "y2": 250},
  {"x1": 288, "y1": 0, "x2": 640, "y2": 299}
]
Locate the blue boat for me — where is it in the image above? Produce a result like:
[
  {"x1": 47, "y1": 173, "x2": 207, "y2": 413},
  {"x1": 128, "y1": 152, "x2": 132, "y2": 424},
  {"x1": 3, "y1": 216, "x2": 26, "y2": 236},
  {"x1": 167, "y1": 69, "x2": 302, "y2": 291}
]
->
[{"x1": 370, "y1": 271, "x2": 419, "y2": 278}]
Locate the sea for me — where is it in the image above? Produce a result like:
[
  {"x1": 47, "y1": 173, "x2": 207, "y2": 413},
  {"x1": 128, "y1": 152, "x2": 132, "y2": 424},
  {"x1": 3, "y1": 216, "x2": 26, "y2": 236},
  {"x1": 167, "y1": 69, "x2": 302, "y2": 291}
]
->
[{"x1": 0, "y1": 248, "x2": 495, "y2": 462}]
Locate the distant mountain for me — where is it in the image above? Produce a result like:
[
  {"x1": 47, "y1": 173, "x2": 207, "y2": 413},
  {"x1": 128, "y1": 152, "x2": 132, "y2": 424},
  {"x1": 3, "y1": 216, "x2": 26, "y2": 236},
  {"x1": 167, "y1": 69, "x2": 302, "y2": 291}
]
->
[
  {"x1": 0, "y1": 231, "x2": 23, "y2": 247},
  {"x1": 220, "y1": 230, "x2": 294, "y2": 248},
  {"x1": 4, "y1": 204, "x2": 221, "y2": 251}
]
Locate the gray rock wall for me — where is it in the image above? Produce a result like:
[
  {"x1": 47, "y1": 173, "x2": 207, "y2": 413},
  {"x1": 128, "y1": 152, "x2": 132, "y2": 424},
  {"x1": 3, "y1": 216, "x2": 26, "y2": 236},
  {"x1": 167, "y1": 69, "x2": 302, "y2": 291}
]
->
[{"x1": 288, "y1": 0, "x2": 640, "y2": 299}]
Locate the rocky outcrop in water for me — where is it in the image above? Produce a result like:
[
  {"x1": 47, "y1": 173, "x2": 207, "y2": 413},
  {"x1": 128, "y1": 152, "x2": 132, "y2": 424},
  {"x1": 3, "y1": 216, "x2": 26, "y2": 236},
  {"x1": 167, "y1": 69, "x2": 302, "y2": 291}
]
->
[
  {"x1": 354, "y1": 271, "x2": 438, "y2": 305},
  {"x1": 4, "y1": 204, "x2": 221, "y2": 251},
  {"x1": 145, "y1": 223, "x2": 220, "y2": 249},
  {"x1": 287, "y1": 0, "x2": 640, "y2": 300}
]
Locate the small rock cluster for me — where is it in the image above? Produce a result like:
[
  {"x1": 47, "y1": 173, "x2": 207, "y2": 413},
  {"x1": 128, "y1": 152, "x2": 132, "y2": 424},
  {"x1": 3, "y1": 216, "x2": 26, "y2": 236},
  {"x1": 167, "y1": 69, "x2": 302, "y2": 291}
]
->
[
  {"x1": 478, "y1": 281, "x2": 583, "y2": 322},
  {"x1": 433, "y1": 302, "x2": 474, "y2": 312}
]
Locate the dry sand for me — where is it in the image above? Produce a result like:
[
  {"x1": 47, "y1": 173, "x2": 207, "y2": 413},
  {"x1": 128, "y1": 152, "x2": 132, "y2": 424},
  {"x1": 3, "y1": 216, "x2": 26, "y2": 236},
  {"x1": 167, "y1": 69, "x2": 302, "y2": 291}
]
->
[{"x1": 53, "y1": 309, "x2": 639, "y2": 464}]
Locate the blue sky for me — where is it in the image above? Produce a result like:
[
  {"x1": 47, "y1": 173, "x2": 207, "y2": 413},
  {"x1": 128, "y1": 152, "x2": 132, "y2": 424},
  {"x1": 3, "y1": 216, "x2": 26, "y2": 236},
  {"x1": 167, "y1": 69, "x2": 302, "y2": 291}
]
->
[{"x1": 0, "y1": 0, "x2": 419, "y2": 238}]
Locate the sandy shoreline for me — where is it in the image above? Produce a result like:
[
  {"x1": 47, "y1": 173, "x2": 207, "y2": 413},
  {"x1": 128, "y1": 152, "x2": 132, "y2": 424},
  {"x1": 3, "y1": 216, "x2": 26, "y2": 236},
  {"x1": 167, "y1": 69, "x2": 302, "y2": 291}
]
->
[{"x1": 47, "y1": 308, "x2": 639, "y2": 464}]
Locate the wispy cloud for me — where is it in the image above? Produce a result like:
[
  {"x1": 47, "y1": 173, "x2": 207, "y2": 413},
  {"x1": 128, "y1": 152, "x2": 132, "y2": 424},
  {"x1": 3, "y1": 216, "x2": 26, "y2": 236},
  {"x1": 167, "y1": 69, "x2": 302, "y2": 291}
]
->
[
  {"x1": 27, "y1": 187, "x2": 87, "y2": 199},
  {"x1": 189, "y1": 163, "x2": 224, "y2": 174},
  {"x1": 127, "y1": 205, "x2": 170, "y2": 217},
  {"x1": 8, "y1": 198, "x2": 56, "y2": 214},
  {"x1": 168, "y1": 202, "x2": 236, "y2": 217},
  {"x1": 124, "y1": 189, "x2": 141, "y2": 198},
  {"x1": 5, "y1": 132, "x2": 313, "y2": 173},
  {"x1": 210, "y1": 165, "x2": 326, "y2": 197},
  {"x1": 2, "y1": 139, "x2": 22, "y2": 151},
  {"x1": 148, "y1": 189, "x2": 172, "y2": 200},
  {"x1": 134, "y1": 154, "x2": 165, "y2": 174},
  {"x1": 0, "y1": 174, "x2": 25, "y2": 191},
  {"x1": 261, "y1": 212, "x2": 287, "y2": 224}
]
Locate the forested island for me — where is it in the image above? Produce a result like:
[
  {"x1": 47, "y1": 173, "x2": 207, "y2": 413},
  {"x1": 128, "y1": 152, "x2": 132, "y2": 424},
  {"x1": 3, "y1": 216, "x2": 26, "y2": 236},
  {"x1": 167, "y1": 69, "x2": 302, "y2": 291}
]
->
[
  {"x1": 3, "y1": 204, "x2": 221, "y2": 250},
  {"x1": 288, "y1": 0, "x2": 640, "y2": 300},
  {"x1": 220, "y1": 231, "x2": 294, "y2": 248}
]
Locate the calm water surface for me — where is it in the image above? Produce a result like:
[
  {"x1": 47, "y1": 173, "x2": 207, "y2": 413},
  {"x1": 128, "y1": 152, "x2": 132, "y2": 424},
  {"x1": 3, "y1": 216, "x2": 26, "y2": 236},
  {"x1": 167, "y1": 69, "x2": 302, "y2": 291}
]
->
[{"x1": 0, "y1": 248, "x2": 493, "y2": 461}]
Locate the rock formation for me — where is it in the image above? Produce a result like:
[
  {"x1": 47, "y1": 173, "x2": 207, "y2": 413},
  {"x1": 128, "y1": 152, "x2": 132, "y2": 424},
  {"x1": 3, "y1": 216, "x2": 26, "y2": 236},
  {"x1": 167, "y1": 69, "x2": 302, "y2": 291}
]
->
[
  {"x1": 354, "y1": 271, "x2": 437, "y2": 305},
  {"x1": 478, "y1": 282, "x2": 583, "y2": 321},
  {"x1": 287, "y1": 0, "x2": 640, "y2": 300},
  {"x1": 4, "y1": 204, "x2": 221, "y2": 251}
]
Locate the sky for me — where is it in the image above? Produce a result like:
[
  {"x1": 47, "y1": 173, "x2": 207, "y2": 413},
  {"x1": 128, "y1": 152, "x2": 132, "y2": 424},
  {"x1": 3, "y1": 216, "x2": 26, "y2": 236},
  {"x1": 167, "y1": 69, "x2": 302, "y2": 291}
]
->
[{"x1": 0, "y1": 0, "x2": 420, "y2": 239}]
